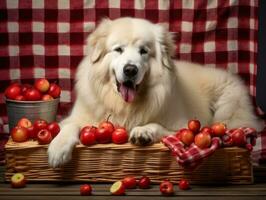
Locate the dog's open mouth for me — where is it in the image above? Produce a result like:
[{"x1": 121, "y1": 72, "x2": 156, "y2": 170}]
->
[{"x1": 116, "y1": 79, "x2": 139, "y2": 103}]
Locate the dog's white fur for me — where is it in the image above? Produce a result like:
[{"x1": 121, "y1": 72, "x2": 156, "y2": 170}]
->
[{"x1": 48, "y1": 18, "x2": 263, "y2": 168}]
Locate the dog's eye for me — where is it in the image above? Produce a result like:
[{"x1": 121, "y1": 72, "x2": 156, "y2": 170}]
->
[
  {"x1": 114, "y1": 47, "x2": 123, "y2": 54},
  {"x1": 139, "y1": 48, "x2": 148, "y2": 55}
]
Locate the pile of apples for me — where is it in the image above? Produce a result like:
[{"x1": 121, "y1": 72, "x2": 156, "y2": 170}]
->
[
  {"x1": 11, "y1": 117, "x2": 60, "y2": 145},
  {"x1": 4, "y1": 78, "x2": 61, "y2": 101},
  {"x1": 79, "y1": 119, "x2": 128, "y2": 146},
  {"x1": 177, "y1": 119, "x2": 250, "y2": 149}
]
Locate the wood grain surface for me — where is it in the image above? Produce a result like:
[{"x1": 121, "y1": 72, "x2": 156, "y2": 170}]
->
[
  {"x1": 0, "y1": 166, "x2": 265, "y2": 199},
  {"x1": 0, "y1": 183, "x2": 266, "y2": 200}
]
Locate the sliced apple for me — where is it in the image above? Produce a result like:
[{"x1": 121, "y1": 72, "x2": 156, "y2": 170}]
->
[
  {"x1": 110, "y1": 181, "x2": 125, "y2": 195},
  {"x1": 11, "y1": 173, "x2": 26, "y2": 188}
]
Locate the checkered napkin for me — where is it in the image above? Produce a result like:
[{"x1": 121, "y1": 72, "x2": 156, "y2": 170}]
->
[
  {"x1": 226, "y1": 127, "x2": 257, "y2": 148},
  {"x1": 162, "y1": 128, "x2": 257, "y2": 169}
]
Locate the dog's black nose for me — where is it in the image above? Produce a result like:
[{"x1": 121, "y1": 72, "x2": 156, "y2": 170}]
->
[{"x1": 123, "y1": 64, "x2": 138, "y2": 78}]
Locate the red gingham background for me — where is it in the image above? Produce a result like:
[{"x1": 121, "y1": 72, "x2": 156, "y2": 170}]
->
[{"x1": 0, "y1": 0, "x2": 265, "y2": 165}]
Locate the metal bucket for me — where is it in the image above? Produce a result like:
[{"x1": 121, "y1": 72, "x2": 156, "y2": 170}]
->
[{"x1": 5, "y1": 98, "x2": 59, "y2": 131}]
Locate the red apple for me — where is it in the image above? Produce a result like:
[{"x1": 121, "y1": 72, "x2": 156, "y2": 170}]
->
[
  {"x1": 80, "y1": 184, "x2": 92, "y2": 196},
  {"x1": 99, "y1": 120, "x2": 115, "y2": 134},
  {"x1": 188, "y1": 119, "x2": 201, "y2": 133},
  {"x1": 42, "y1": 94, "x2": 54, "y2": 101},
  {"x1": 201, "y1": 126, "x2": 213, "y2": 135},
  {"x1": 110, "y1": 181, "x2": 125, "y2": 195},
  {"x1": 179, "y1": 179, "x2": 190, "y2": 190},
  {"x1": 122, "y1": 176, "x2": 137, "y2": 189},
  {"x1": 96, "y1": 128, "x2": 112, "y2": 144},
  {"x1": 112, "y1": 128, "x2": 128, "y2": 144},
  {"x1": 34, "y1": 78, "x2": 50, "y2": 93},
  {"x1": 14, "y1": 95, "x2": 26, "y2": 101},
  {"x1": 48, "y1": 83, "x2": 61, "y2": 98},
  {"x1": 24, "y1": 88, "x2": 41, "y2": 101},
  {"x1": 194, "y1": 132, "x2": 211, "y2": 149},
  {"x1": 79, "y1": 126, "x2": 97, "y2": 146},
  {"x1": 21, "y1": 84, "x2": 32, "y2": 95},
  {"x1": 11, "y1": 126, "x2": 29, "y2": 142},
  {"x1": 27, "y1": 125, "x2": 37, "y2": 139},
  {"x1": 33, "y1": 119, "x2": 48, "y2": 132},
  {"x1": 17, "y1": 117, "x2": 32, "y2": 129},
  {"x1": 231, "y1": 129, "x2": 247, "y2": 147},
  {"x1": 138, "y1": 176, "x2": 151, "y2": 189},
  {"x1": 11, "y1": 173, "x2": 26, "y2": 188},
  {"x1": 47, "y1": 122, "x2": 60, "y2": 138},
  {"x1": 175, "y1": 128, "x2": 187, "y2": 140},
  {"x1": 96, "y1": 126, "x2": 112, "y2": 144},
  {"x1": 179, "y1": 129, "x2": 194, "y2": 146},
  {"x1": 37, "y1": 129, "x2": 53, "y2": 145},
  {"x1": 160, "y1": 180, "x2": 174, "y2": 196},
  {"x1": 211, "y1": 122, "x2": 226, "y2": 137},
  {"x1": 5, "y1": 84, "x2": 21, "y2": 100}
]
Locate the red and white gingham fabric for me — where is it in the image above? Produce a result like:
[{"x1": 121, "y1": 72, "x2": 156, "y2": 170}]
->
[
  {"x1": 162, "y1": 127, "x2": 258, "y2": 169},
  {"x1": 0, "y1": 0, "x2": 265, "y2": 164}
]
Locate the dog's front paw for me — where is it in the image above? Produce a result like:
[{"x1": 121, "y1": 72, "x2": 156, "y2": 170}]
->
[
  {"x1": 129, "y1": 126, "x2": 157, "y2": 146},
  {"x1": 47, "y1": 135, "x2": 77, "y2": 168}
]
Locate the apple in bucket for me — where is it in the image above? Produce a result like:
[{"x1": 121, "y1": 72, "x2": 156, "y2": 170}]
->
[
  {"x1": 5, "y1": 80, "x2": 61, "y2": 132},
  {"x1": 34, "y1": 78, "x2": 50, "y2": 93},
  {"x1": 4, "y1": 79, "x2": 61, "y2": 101},
  {"x1": 5, "y1": 83, "x2": 21, "y2": 100}
]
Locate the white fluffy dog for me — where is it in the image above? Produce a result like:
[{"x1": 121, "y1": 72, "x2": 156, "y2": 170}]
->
[{"x1": 48, "y1": 17, "x2": 263, "y2": 168}]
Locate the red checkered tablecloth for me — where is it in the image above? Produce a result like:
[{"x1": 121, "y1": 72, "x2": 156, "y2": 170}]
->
[
  {"x1": 162, "y1": 127, "x2": 258, "y2": 169},
  {"x1": 0, "y1": 0, "x2": 265, "y2": 165}
]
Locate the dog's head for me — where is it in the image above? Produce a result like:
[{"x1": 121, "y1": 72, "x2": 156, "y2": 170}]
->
[{"x1": 84, "y1": 17, "x2": 176, "y2": 105}]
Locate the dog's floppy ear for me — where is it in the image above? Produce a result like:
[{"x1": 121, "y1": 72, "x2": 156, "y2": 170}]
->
[
  {"x1": 86, "y1": 18, "x2": 111, "y2": 63},
  {"x1": 155, "y1": 24, "x2": 176, "y2": 69}
]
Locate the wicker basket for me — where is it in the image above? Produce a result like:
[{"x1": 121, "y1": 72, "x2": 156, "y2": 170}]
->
[{"x1": 4, "y1": 140, "x2": 253, "y2": 184}]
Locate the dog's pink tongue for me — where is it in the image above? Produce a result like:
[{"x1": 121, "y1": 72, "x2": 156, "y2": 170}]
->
[{"x1": 119, "y1": 85, "x2": 136, "y2": 103}]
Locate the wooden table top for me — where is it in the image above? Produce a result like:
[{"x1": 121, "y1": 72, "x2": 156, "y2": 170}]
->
[
  {"x1": 0, "y1": 182, "x2": 266, "y2": 200},
  {"x1": 1, "y1": 166, "x2": 265, "y2": 200}
]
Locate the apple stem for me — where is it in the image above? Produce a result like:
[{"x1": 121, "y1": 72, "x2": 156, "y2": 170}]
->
[{"x1": 107, "y1": 114, "x2": 112, "y2": 122}]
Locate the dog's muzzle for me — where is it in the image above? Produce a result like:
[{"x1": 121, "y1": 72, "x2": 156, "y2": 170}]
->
[
  {"x1": 115, "y1": 64, "x2": 140, "y2": 103},
  {"x1": 116, "y1": 78, "x2": 139, "y2": 103},
  {"x1": 123, "y1": 64, "x2": 138, "y2": 79}
]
